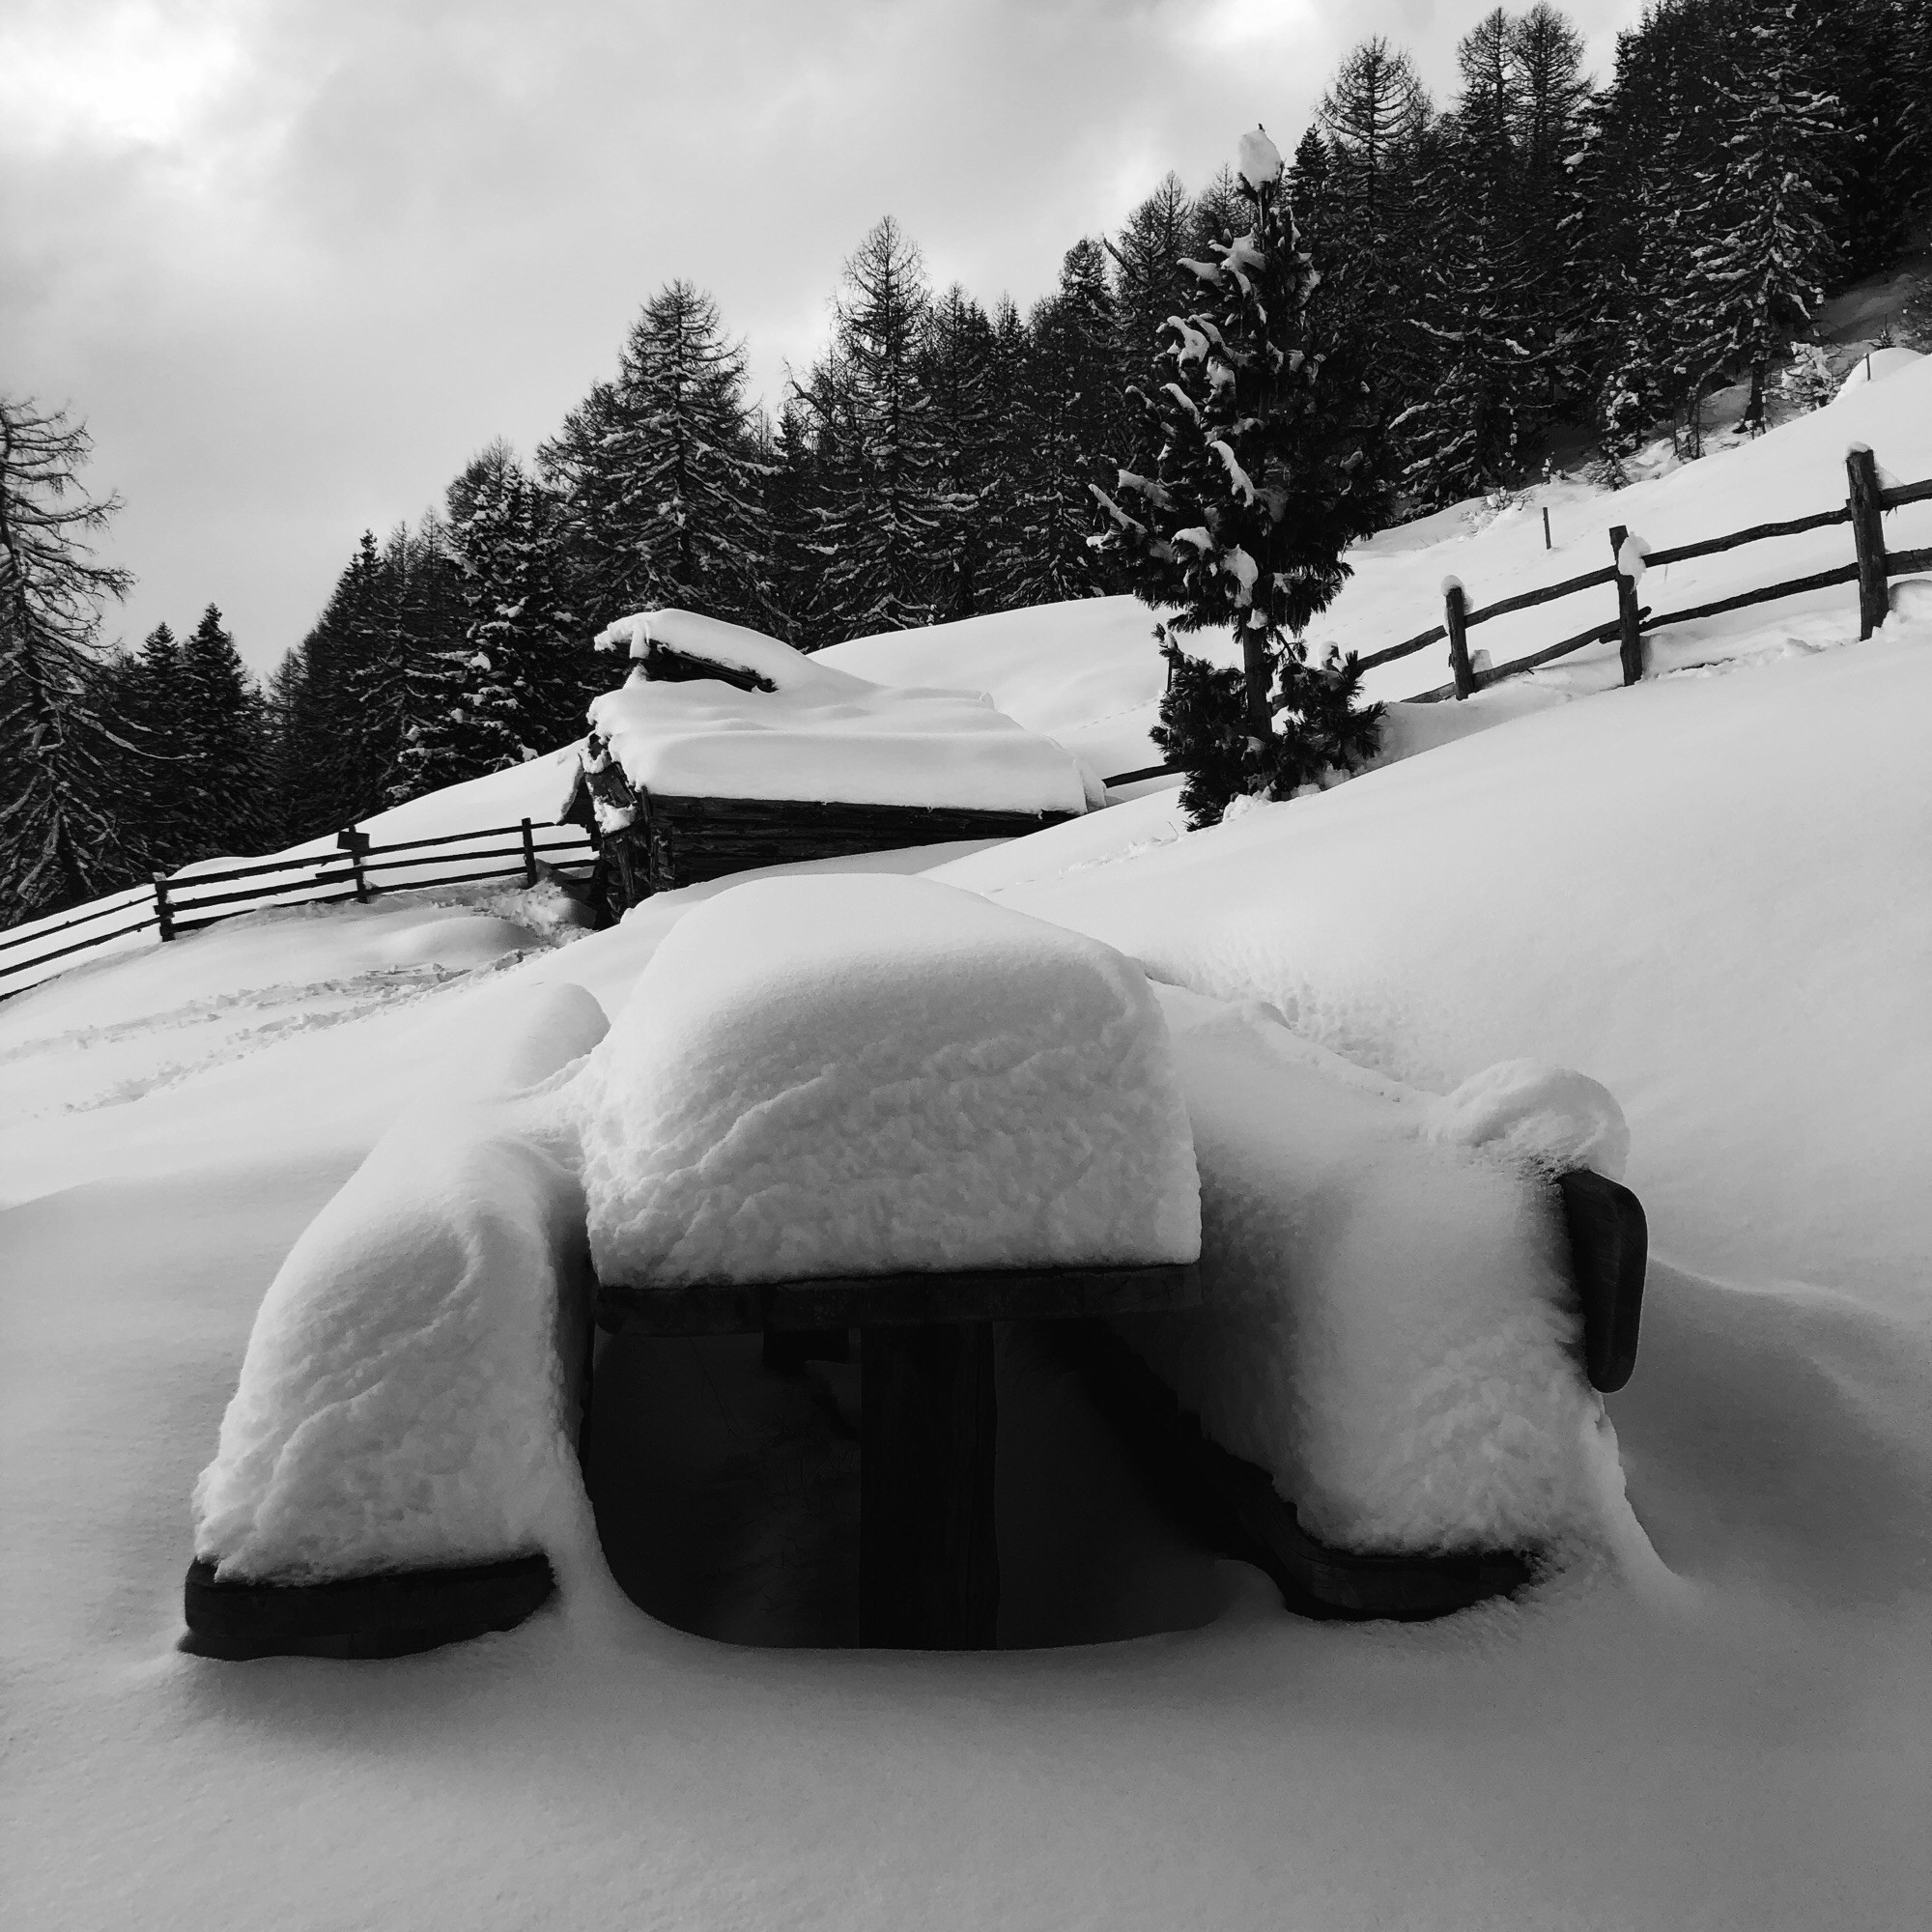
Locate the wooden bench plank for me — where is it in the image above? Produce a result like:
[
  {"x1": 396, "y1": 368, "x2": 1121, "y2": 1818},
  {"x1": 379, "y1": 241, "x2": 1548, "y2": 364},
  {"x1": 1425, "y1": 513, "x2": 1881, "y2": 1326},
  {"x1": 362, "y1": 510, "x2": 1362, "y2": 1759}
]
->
[
  {"x1": 596, "y1": 1262, "x2": 1202, "y2": 1337},
  {"x1": 1556, "y1": 1169, "x2": 1647, "y2": 1393},
  {"x1": 861, "y1": 1321, "x2": 999, "y2": 1648}
]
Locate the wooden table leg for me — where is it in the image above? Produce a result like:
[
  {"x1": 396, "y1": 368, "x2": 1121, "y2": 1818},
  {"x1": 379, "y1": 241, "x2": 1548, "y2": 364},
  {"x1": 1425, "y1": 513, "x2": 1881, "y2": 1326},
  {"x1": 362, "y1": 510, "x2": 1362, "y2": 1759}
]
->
[{"x1": 860, "y1": 1321, "x2": 999, "y2": 1649}]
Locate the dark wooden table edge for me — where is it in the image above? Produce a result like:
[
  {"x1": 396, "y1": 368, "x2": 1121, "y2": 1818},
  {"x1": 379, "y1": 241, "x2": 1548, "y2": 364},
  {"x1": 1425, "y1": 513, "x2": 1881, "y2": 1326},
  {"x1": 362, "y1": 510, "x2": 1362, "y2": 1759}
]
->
[{"x1": 594, "y1": 1260, "x2": 1203, "y2": 1336}]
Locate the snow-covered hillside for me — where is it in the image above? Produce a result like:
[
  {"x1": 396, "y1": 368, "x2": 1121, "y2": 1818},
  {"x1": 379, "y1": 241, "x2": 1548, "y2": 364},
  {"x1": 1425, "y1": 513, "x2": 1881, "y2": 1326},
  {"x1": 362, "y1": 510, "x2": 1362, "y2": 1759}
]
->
[
  {"x1": 823, "y1": 352, "x2": 1932, "y2": 778},
  {"x1": 6, "y1": 372, "x2": 1931, "y2": 1931}
]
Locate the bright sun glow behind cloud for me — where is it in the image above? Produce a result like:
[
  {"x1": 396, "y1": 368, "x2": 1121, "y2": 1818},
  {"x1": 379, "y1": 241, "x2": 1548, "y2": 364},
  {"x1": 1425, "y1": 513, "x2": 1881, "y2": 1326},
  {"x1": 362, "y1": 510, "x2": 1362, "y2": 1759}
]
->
[{"x1": 0, "y1": 1, "x2": 251, "y2": 154}]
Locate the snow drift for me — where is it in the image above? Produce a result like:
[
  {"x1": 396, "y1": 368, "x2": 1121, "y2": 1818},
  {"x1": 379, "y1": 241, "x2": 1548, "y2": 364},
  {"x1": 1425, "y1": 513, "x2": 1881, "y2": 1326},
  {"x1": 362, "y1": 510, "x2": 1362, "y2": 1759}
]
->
[
  {"x1": 1134, "y1": 990, "x2": 1627, "y2": 1555},
  {"x1": 191, "y1": 982, "x2": 610, "y2": 1581},
  {"x1": 576, "y1": 874, "x2": 1202, "y2": 1289}
]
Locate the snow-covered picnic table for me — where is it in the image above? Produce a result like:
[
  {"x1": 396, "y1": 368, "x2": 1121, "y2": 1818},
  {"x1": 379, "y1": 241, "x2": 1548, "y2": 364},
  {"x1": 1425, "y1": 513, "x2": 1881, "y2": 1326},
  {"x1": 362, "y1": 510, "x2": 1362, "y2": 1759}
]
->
[{"x1": 580, "y1": 875, "x2": 1205, "y2": 1645}]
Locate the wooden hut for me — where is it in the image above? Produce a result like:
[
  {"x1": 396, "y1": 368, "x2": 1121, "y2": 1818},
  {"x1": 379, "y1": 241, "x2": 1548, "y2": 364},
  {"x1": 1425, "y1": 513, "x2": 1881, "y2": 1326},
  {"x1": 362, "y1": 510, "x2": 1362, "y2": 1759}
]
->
[{"x1": 561, "y1": 611, "x2": 1093, "y2": 913}]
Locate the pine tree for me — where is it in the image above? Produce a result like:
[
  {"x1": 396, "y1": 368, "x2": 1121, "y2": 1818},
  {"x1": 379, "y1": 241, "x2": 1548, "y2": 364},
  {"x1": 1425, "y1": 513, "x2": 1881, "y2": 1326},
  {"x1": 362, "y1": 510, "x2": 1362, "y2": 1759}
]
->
[
  {"x1": 812, "y1": 216, "x2": 946, "y2": 639},
  {"x1": 1094, "y1": 130, "x2": 1387, "y2": 827},
  {"x1": 0, "y1": 397, "x2": 136, "y2": 923}
]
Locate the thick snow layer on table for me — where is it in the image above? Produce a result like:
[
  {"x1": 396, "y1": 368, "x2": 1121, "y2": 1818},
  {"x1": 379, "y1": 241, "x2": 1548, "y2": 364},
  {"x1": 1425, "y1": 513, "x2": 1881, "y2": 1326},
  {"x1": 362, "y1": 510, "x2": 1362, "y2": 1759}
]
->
[
  {"x1": 1138, "y1": 988, "x2": 1633, "y2": 1557},
  {"x1": 576, "y1": 875, "x2": 1200, "y2": 1286},
  {"x1": 192, "y1": 982, "x2": 609, "y2": 1580},
  {"x1": 587, "y1": 608, "x2": 1090, "y2": 814}
]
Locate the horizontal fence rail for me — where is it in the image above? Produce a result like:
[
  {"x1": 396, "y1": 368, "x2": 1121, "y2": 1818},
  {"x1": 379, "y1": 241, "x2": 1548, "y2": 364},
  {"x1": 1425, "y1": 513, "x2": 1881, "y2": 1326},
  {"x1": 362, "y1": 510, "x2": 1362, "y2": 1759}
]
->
[
  {"x1": 1, "y1": 817, "x2": 594, "y2": 996},
  {"x1": 1359, "y1": 442, "x2": 1930, "y2": 704}
]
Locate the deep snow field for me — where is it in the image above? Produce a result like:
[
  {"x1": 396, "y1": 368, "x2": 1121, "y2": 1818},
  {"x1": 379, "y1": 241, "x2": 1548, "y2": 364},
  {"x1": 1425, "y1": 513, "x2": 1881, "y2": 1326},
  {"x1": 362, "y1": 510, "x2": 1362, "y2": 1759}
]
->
[{"x1": 6, "y1": 360, "x2": 1932, "y2": 1930}]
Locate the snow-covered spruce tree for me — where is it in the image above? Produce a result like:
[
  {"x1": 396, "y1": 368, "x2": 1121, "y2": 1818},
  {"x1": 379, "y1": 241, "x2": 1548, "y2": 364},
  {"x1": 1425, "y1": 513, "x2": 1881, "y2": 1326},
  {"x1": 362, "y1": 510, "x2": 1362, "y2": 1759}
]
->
[
  {"x1": 0, "y1": 397, "x2": 136, "y2": 923},
  {"x1": 1094, "y1": 128, "x2": 1387, "y2": 828},
  {"x1": 542, "y1": 283, "x2": 772, "y2": 635},
  {"x1": 997, "y1": 239, "x2": 1121, "y2": 607},
  {"x1": 382, "y1": 513, "x2": 469, "y2": 807},
  {"x1": 1687, "y1": 4, "x2": 1842, "y2": 430},
  {"x1": 811, "y1": 216, "x2": 946, "y2": 640},
  {"x1": 1108, "y1": 173, "x2": 1196, "y2": 470},
  {"x1": 759, "y1": 399, "x2": 832, "y2": 646},
  {"x1": 1317, "y1": 38, "x2": 1435, "y2": 452},
  {"x1": 918, "y1": 285, "x2": 1000, "y2": 621},
  {"x1": 95, "y1": 621, "x2": 190, "y2": 875},
  {"x1": 1403, "y1": 11, "x2": 1540, "y2": 503},
  {"x1": 448, "y1": 461, "x2": 582, "y2": 776},
  {"x1": 177, "y1": 604, "x2": 270, "y2": 861}
]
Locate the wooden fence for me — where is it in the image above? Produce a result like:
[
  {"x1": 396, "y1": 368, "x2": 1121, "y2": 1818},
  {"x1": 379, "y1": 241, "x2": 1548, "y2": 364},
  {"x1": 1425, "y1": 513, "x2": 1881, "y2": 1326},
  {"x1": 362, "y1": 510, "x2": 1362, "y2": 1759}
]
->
[
  {"x1": 0, "y1": 818, "x2": 594, "y2": 996},
  {"x1": 1362, "y1": 443, "x2": 1932, "y2": 702}
]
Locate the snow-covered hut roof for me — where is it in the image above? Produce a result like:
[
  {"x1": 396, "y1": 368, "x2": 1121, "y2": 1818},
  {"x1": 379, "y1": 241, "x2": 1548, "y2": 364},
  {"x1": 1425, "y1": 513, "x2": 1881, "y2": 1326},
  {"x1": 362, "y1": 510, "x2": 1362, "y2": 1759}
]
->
[{"x1": 585, "y1": 610, "x2": 1094, "y2": 814}]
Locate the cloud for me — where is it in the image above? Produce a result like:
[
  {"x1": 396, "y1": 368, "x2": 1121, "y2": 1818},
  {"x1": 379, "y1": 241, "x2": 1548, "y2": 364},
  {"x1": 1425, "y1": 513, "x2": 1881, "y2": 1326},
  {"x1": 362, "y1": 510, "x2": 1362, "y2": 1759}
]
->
[{"x1": 1, "y1": 0, "x2": 1644, "y2": 673}]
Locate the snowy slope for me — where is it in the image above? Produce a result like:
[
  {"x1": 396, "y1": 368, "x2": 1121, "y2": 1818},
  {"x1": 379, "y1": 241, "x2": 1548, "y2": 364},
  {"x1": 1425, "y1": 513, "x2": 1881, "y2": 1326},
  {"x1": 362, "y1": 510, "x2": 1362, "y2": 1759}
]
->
[
  {"x1": 821, "y1": 356, "x2": 1932, "y2": 780},
  {"x1": 931, "y1": 622, "x2": 1932, "y2": 1323}
]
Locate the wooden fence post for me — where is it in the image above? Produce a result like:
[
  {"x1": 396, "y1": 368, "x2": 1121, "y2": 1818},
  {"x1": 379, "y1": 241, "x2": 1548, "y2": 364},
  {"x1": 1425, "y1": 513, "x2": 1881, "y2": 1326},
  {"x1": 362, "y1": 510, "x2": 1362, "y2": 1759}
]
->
[
  {"x1": 1443, "y1": 578, "x2": 1477, "y2": 699},
  {"x1": 1846, "y1": 444, "x2": 1889, "y2": 639},
  {"x1": 153, "y1": 874, "x2": 176, "y2": 943},
  {"x1": 1608, "y1": 526, "x2": 1645, "y2": 685},
  {"x1": 336, "y1": 827, "x2": 371, "y2": 902},
  {"x1": 521, "y1": 818, "x2": 538, "y2": 888}
]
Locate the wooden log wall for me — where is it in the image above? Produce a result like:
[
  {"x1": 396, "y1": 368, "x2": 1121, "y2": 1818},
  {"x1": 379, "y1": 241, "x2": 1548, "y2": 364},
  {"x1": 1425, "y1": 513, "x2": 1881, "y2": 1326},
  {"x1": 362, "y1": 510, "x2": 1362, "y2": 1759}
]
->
[{"x1": 632, "y1": 794, "x2": 1077, "y2": 897}]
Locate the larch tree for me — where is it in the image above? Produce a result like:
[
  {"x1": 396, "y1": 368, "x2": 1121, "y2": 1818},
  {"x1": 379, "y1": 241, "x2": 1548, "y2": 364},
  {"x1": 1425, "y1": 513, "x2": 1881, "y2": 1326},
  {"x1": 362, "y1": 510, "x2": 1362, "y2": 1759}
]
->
[
  {"x1": 0, "y1": 397, "x2": 135, "y2": 923},
  {"x1": 812, "y1": 216, "x2": 946, "y2": 639}
]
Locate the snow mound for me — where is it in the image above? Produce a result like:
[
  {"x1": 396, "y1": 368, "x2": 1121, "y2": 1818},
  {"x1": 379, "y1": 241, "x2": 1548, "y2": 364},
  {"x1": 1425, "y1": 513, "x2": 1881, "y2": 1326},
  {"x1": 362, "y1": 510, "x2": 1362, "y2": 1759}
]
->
[
  {"x1": 1890, "y1": 575, "x2": 1932, "y2": 623},
  {"x1": 191, "y1": 982, "x2": 608, "y2": 1581},
  {"x1": 1427, "y1": 1059, "x2": 1630, "y2": 1182},
  {"x1": 1130, "y1": 990, "x2": 1620, "y2": 1555},
  {"x1": 576, "y1": 875, "x2": 1201, "y2": 1288},
  {"x1": 1829, "y1": 344, "x2": 1924, "y2": 405},
  {"x1": 588, "y1": 607, "x2": 1089, "y2": 815}
]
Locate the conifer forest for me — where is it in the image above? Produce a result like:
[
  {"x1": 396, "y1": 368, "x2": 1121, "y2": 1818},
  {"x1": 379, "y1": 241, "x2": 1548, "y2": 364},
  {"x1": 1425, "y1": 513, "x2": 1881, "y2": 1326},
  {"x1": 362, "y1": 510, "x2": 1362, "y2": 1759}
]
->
[{"x1": 5, "y1": 0, "x2": 1929, "y2": 924}]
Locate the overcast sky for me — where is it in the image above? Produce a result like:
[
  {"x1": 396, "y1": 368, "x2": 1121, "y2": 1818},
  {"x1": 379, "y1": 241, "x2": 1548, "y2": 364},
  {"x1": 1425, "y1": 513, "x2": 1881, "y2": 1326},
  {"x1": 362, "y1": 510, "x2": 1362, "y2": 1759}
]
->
[{"x1": 3, "y1": 0, "x2": 1645, "y2": 675}]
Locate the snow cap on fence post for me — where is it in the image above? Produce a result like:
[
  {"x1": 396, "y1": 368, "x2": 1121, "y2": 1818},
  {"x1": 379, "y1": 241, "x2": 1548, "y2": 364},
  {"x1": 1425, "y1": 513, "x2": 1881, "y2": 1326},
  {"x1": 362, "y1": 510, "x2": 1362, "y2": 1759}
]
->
[{"x1": 1615, "y1": 534, "x2": 1650, "y2": 582}]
